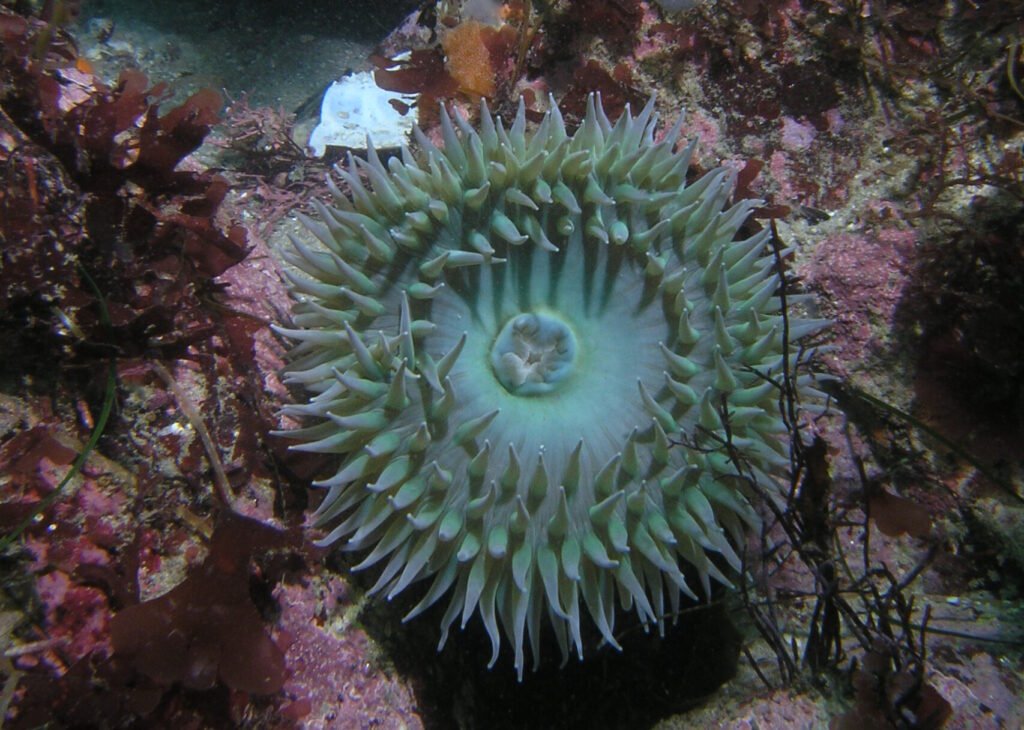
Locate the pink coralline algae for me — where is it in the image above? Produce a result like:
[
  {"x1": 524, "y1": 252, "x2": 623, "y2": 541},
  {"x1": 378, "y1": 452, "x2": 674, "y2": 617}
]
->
[
  {"x1": 32, "y1": 572, "x2": 111, "y2": 664},
  {"x1": 806, "y1": 229, "x2": 917, "y2": 370},
  {"x1": 780, "y1": 117, "x2": 817, "y2": 151},
  {"x1": 276, "y1": 579, "x2": 423, "y2": 729}
]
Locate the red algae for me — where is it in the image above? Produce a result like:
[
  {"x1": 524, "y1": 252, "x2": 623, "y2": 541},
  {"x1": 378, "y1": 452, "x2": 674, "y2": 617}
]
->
[{"x1": 109, "y1": 513, "x2": 296, "y2": 696}]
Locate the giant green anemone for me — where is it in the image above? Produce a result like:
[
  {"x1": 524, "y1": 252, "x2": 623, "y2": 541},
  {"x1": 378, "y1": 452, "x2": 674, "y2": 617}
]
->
[{"x1": 277, "y1": 94, "x2": 827, "y2": 678}]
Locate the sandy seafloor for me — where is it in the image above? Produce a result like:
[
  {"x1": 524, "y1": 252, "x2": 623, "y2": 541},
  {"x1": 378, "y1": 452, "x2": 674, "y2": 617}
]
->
[
  {"x1": 1, "y1": 0, "x2": 1023, "y2": 728},
  {"x1": 75, "y1": 0, "x2": 402, "y2": 107}
]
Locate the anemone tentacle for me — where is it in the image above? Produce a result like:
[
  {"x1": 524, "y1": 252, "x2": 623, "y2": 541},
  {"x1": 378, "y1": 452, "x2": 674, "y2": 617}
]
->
[{"x1": 278, "y1": 94, "x2": 828, "y2": 679}]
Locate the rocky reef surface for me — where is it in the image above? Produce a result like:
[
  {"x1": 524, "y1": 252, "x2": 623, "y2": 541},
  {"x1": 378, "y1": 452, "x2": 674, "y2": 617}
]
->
[{"x1": 1, "y1": 1, "x2": 1022, "y2": 728}]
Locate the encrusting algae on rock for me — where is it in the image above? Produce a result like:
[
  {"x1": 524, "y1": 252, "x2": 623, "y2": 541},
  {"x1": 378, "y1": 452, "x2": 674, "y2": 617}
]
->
[{"x1": 276, "y1": 93, "x2": 830, "y2": 678}]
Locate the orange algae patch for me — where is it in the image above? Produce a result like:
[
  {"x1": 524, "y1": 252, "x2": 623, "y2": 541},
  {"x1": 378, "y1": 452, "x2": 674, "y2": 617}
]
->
[{"x1": 441, "y1": 20, "x2": 497, "y2": 98}]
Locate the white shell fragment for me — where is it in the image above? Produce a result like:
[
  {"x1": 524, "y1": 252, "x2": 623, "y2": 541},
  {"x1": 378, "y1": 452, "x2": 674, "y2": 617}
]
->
[{"x1": 307, "y1": 71, "x2": 418, "y2": 157}]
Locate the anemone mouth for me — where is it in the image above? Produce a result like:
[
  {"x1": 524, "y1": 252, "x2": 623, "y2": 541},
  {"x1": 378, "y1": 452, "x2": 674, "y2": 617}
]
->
[
  {"x1": 427, "y1": 228, "x2": 671, "y2": 487},
  {"x1": 276, "y1": 94, "x2": 829, "y2": 679},
  {"x1": 490, "y1": 311, "x2": 577, "y2": 395}
]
